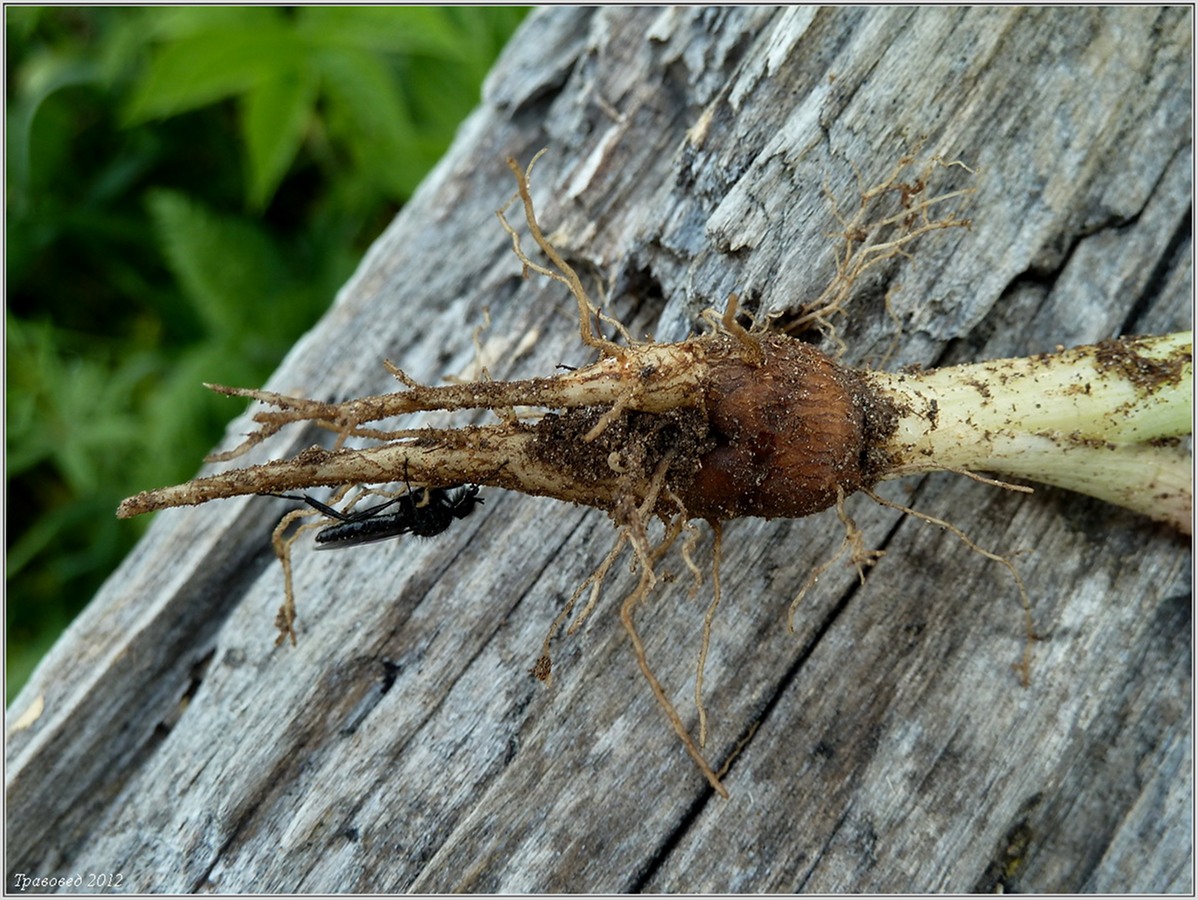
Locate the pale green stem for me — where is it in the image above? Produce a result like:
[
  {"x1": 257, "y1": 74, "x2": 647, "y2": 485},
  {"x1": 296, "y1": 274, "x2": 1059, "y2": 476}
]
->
[{"x1": 866, "y1": 332, "x2": 1193, "y2": 532}]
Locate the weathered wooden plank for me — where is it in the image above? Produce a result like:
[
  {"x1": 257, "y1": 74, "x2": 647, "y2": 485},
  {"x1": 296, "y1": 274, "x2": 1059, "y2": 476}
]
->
[{"x1": 6, "y1": 6, "x2": 1191, "y2": 892}]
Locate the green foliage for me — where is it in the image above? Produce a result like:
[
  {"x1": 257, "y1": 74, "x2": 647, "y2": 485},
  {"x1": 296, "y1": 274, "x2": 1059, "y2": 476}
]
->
[{"x1": 6, "y1": 6, "x2": 528, "y2": 702}]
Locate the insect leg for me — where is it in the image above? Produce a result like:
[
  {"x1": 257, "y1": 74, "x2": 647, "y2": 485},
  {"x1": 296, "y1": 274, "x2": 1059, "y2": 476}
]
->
[{"x1": 261, "y1": 492, "x2": 404, "y2": 523}]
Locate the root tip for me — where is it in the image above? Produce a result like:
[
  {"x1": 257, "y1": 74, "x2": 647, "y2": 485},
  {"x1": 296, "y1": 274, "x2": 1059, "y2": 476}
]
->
[{"x1": 116, "y1": 493, "x2": 153, "y2": 518}]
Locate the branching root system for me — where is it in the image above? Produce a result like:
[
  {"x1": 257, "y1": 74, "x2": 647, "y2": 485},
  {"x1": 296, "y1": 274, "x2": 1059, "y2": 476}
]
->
[{"x1": 117, "y1": 151, "x2": 1193, "y2": 797}]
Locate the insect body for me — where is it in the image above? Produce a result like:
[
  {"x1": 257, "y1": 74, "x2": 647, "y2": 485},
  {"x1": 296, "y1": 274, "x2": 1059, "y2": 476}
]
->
[{"x1": 269, "y1": 485, "x2": 483, "y2": 548}]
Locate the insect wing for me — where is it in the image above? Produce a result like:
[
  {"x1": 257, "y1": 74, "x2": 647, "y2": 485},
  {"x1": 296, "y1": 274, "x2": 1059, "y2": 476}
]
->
[
  {"x1": 308, "y1": 485, "x2": 483, "y2": 546},
  {"x1": 313, "y1": 513, "x2": 416, "y2": 549}
]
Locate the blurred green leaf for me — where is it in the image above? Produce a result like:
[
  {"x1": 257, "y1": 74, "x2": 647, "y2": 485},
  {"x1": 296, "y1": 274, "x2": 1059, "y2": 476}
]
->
[
  {"x1": 242, "y1": 70, "x2": 318, "y2": 210},
  {"x1": 124, "y1": 15, "x2": 301, "y2": 122},
  {"x1": 315, "y1": 45, "x2": 420, "y2": 197},
  {"x1": 146, "y1": 188, "x2": 287, "y2": 336},
  {"x1": 137, "y1": 6, "x2": 284, "y2": 41},
  {"x1": 296, "y1": 6, "x2": 466, "y2": 58},
  {"x1": 8, "y1": 56, "x2": 102, "y2": 210}
]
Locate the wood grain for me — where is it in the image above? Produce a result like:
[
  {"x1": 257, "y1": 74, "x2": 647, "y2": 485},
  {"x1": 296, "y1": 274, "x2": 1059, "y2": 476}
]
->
[{"x1": 7, "y1": 7, "x2": 1191, "y2": 892}]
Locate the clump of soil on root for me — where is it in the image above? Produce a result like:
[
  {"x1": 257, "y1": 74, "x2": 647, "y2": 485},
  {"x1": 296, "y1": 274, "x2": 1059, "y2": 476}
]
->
[{"x1": 531, "y1": 406, "x2": 713, "y2": 514}]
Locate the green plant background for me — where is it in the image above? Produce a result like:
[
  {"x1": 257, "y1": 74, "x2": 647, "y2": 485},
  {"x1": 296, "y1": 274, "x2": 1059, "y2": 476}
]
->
[{"x1": 6, "y1": 6, "x2": 528, "y2": 702}]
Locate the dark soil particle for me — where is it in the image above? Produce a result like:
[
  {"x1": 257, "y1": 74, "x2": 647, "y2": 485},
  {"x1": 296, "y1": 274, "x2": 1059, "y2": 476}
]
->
[{"x1": 1092, "y1": 336, "x2": 1190, "y2": 393}]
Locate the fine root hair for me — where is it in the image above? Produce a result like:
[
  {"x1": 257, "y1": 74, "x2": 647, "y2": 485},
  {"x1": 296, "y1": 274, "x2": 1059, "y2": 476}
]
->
[
  {"x1": 780, "y1": 147, "x2": 977, "y2": 354},
  {"x1": 862, "y1": 486, "x2": 1037, "y2": 686}
]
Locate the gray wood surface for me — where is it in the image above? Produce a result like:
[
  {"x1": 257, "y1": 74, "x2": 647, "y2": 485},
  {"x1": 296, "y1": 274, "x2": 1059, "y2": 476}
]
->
[{"x1": 6, "y1": 7, "x2": 1192, "y2": 892}]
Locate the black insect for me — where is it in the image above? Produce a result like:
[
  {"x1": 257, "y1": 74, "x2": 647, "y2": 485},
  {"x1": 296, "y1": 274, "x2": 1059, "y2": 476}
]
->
[{"x1": 266, "y1": 484, "x2": 483, "y2": 548}]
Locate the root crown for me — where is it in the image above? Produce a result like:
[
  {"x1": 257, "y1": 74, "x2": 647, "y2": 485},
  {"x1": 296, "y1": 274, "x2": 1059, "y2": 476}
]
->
[{"x1": 680, "y1": 335, "x2": 871, "y2": 520}]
